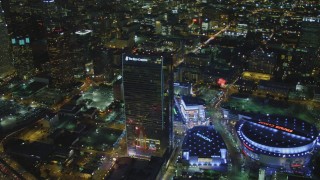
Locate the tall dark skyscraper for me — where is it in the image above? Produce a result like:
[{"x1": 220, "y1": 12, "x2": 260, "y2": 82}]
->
[
  {"x1": 1, "y1": 0, "x2": 49, "y2": 78},
  {"x1": 122, "y1": 54, "x2": 173, "y2": 158},
  {"x1": 0, "y1": 3, "x2": 15, "y2": 81}
]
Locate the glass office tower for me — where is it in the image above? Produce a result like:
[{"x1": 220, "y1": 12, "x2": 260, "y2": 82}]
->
[{"x1": 122, "y1": 54, "x2": 173, "y2": 159}]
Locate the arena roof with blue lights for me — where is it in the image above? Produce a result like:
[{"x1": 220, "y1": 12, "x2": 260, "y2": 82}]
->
[
  {"x1": 182, "y1": 126, "x2": 226, "y2": 157},
  {"x1": 236, "y1": 114, "x2": 318, "y2": 157}
]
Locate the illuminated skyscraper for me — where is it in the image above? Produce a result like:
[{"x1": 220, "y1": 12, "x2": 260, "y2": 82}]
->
[
  {"x1": 122, "y1": 54, "x2": 173, "y2": 158},
  {"x1": 1, "y1": 0, "x2": 48, "y2": 79},
  {"x1": 10, "y1": 36, "x2": 34, "y2": 80},
  {"x1": 0, "y1": 4, "x2": 15, "y2": 81}
]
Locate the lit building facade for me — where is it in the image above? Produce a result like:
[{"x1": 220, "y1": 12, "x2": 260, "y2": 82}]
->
[
  {"x1": 122, "y1": 54, "x2": 173, "y2": 158},
  {"x1": 180, "y1": 95, "x2": 206, "y2": 127}
]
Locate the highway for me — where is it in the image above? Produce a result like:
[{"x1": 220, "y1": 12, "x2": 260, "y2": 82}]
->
[
  {"x1": 0, "y1": 118, "x2": 44, "y2": 180},
  {"x1": 192, "y1": 25, "x2": 230, "y2": 53},
  {"x1": 173, "y1": 25, "x2": 230, "y2": 68},
  {"x1": 0, "y1": 157, "x2": 25, "y2": 180}
]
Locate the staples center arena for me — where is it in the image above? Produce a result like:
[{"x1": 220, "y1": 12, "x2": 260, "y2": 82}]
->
[{"x1": 235, "y1": 114, "x2": 318, "y2": 168}]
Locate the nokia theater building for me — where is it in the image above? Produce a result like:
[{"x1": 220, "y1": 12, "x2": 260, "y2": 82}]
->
[{"x1": 181, "y1": 126, "x2": 227, "y2": 167}]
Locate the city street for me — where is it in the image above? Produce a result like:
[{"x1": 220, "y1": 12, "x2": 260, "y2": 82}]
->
[{"x1": 162, "y1": 135, "x2": 184, "y2": 180}]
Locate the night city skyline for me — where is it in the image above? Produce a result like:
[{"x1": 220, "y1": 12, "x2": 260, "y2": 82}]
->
[{"x1": 0, "y1": 0, "x2": 320, "y2": 180}]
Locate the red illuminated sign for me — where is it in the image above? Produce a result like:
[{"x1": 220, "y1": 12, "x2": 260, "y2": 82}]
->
[
  {"x1": 53, "y1": 28, "x2": 63, "y2": 32},
  {"x1": 243, "y1": 143, "x2": 254, "y2": 151},
  {"x1": 258, "y1": 121, "x2": 293, "y2": 133},
  {"x1": 242, "y1": 150, "x2": 248, "y2": 156},
  {"x1": 291, "y1": 163, "x2": 302, "y2": 168},
  {"x1": 217, "y1": 78, "x2": 226, "y2": 87}
]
